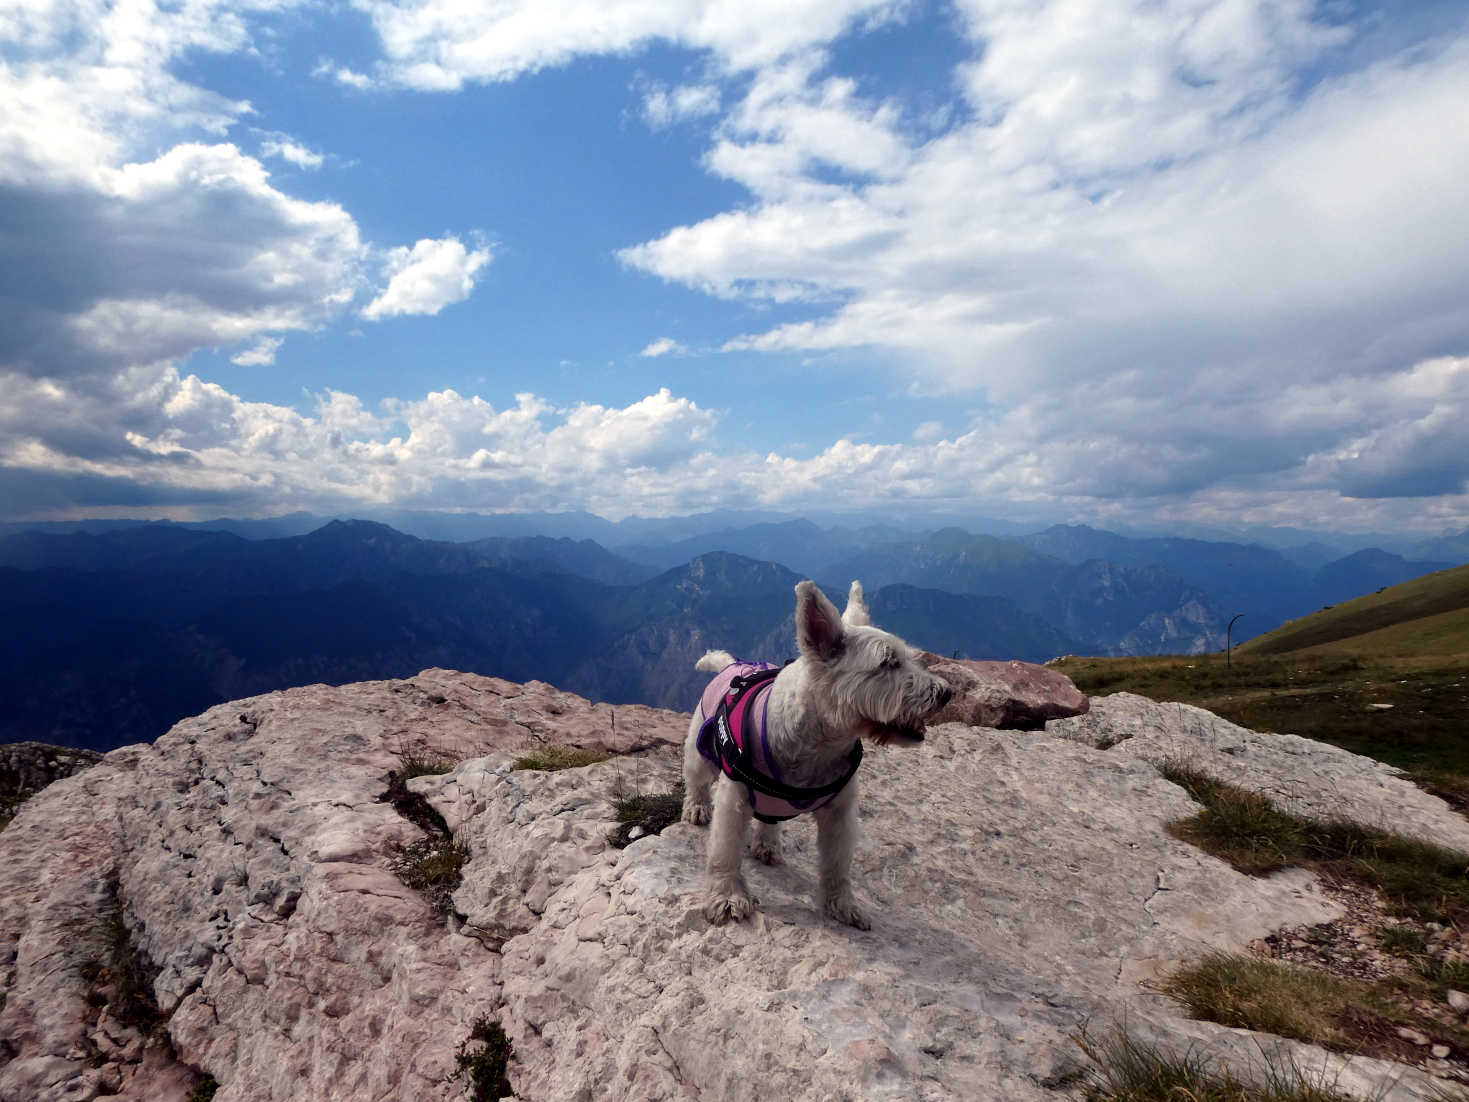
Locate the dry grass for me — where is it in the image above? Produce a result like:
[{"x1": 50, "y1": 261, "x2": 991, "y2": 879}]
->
[
  {"x1": 607, "y1": 784, "x2": 685, "y2": 848},
  {"x1": 513, "y1": 746, "x2": 613, "y2": 772},
  {"x1": 1159, "y1": 762, "x2": 1469, "y2": 924},
  {"x1": 389, "y1": 834, "x2": 469, "y2": 915},
  {"x1": 1161, "y1": 953, "x2": 1395, "y2": 1051},
  {"x1": 1075, "y1": 1026, "x2": 1357, "y2": 1102},
  {"x1": 1160, "y1": 950, "x2": 1469, "y2": 1070},
  {"x1": 1055, "y1": 653, "x2": 1469, "y2": 797},
  {"x1": 393, "y1": 744, "x2": 460, "y2": 781}
]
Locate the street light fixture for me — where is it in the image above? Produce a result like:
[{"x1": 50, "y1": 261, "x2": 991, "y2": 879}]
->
[{"x1": 1226, "y1": 613, "x2": 1245, "y2": 670}]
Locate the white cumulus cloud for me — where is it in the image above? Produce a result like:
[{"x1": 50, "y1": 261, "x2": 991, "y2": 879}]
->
[
  {"x1": 346, "y1": 0, "x2": 903, "y2": 90},
  {"x1": 362, "y1": 238, "x2": 493, "y2": 320},
  {"x1": 231, "y1": 336, "x2": 285, "y2": 367},
  {"x1": 640, "y1": 337, "x2": 685, "y2": 358}
]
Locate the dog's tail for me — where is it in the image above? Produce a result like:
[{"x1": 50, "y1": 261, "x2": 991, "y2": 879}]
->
[{"x1": 695, "y1": 649, "x2": 736, "y2": 673}]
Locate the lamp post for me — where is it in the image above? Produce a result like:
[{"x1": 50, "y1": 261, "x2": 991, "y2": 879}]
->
[{"x1": 1226, "y1": 613, "x2": 1245, "y2": 671}]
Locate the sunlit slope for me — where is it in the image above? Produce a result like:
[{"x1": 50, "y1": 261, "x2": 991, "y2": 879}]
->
[{"x1": 1237, "y1": 563, "x2": 1469, "y2": 658}]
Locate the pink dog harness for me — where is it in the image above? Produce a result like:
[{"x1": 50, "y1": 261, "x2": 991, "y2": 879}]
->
[{"x1": 696, "y1": 661, "x2": 863, "y2": 824}]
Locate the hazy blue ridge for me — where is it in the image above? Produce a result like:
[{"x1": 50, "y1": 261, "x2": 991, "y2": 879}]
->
[{"x1": 1, "y1": 517, "x2": 1460, "y2": 752}]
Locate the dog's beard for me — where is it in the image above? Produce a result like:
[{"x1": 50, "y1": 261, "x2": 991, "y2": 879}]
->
[{"x1": 863, "y1": 717, "x2": 929, "y2": 747}]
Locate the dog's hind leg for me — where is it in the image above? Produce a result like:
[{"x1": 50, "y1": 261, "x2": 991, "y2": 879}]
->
[
  {"x1": 702, "y1": 776, "x2": 756, "y2": 924},
  {"x1": 814, "y1": 780, "x2": 870, "y2": 930},
  {"x1": 750, "y1": 819, "x2": 783, "y2": 865}
]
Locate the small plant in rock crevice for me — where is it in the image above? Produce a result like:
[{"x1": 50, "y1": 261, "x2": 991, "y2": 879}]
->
[
  {"x1": 77, "y1": 889, "x2": 164, "y2": 1035},
  {"x1": 607, "y1": 783, "x2": 685, "y2": 848},
  {"x1": 389, "y1": 833, "x2": 470, "y2": 916},
  {"x1": 379, "y1": 763, "x2": 467, "y2": 916},
  {"x1": 450, "y1": 1015, "x2": 512, "y2": 1101},
  {"x1": 392, "y1": 739, "x2": 462, "y2": 781}
]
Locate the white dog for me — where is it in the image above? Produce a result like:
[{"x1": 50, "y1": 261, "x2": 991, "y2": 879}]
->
[{"x1": 681, "y1": 580, "x2": 952, "y2": 928}]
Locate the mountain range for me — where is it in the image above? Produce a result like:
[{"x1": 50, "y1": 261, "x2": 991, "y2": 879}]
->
[{"x1": 2, "y1": 516, "x2": 1457, "y2": 752}]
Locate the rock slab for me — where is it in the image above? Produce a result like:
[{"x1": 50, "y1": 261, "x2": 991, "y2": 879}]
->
[
  {"x1": 921, "y1": 653, "x2": 1090, "y2": 729},
  {"x1": 2, "y1": 674, "x2": 1465, "y2": 1101}
]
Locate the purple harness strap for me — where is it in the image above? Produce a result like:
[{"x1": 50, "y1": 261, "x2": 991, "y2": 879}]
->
[{"x1": 696, "y1": 660, "x2": 863, "y2": 824}]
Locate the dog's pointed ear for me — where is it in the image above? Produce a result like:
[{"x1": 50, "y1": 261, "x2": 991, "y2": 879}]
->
[
  {"x1": 796, "y1": 580, "x2": 845, "y2": 660},
  {"x1": 841, "y1": 579, "x2": 871, "y2": 628}
]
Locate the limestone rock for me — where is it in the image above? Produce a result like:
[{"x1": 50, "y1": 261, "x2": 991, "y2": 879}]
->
[
  {"x1": 1048, "y1": 692, "x2": 1469, "y2": 851},
  {"x1": 919, "y1": 653, "x2": 1090, "y2": 729},
  {"x1": 0, "y1": 671, "x2": 684, "y2": 1102},
  {"x1": 2, "y1": 671, "x2": 1463, "y2": 1101}
]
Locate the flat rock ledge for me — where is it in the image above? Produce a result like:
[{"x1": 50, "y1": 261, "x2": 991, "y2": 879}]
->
[{"x1": 1, "y1": 672, "x2": 1465, "y2": 1101}]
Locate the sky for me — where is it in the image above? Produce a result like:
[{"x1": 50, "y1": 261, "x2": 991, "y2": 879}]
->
[{"x1": 2, "y1": 0, "x2": 1468, "y2": 536}]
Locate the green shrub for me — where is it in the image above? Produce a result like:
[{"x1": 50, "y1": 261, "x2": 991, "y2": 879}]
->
[{"x1": 451, "y1": 1016, "x2": 512, "y2": 1100}]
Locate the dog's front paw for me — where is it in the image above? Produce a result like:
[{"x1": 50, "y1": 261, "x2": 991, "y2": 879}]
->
[
  {"x1": 822, "y1": 893, "x2": 871, "y2": 930},
  {"x1": 750, "y1": 839, "x2": 783, "y2": 866},
  {"x1": 681, "y1": 801, "x2": 711, "y2": 826},
  {"x1": 703, "y1": 892, "x2": 755, "y2": 925}
]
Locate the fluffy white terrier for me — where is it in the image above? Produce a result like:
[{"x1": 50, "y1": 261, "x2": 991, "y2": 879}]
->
[{"x1": 681, "y1": 579, "x2": 952, "y2": 928}]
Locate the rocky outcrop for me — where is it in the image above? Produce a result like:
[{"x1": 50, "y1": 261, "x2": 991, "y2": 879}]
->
[
  {"x1": 0, "y1": 741, "x2": 102, "y2": 828},
  {"x1": 0, "y1": 741, "x2": 102, "y2": 795},
  {"x1": 1, "y1": 670, "x2": 1463, "y2": 1101},
  {"x1": 920, "y1": 653, "x2": 1090, "y2": 728},
  {"x1": 1048, "y1": 693, "x2": 1469, "y2": 850}
]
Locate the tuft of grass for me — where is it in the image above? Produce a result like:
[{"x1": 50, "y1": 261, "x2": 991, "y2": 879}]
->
[
  {"x1": 1378, "y1": 925, "x2": 1429, "y2": 956},
  {"x1": 1161, "y1": 951, "x2": 1469, "y2": 1068},
  {"x1": 450, "y1": 1015, "x2": 512, "y2": 1101},
  {"x1": 1416, "y1": 956, "x2": 1469, "y2": 992},
  {"x1": 1160, "y1": 763, "x2": 1308, "y2": 876},
  {"x1": 396, "y1": 748, "x2": 460, "y2": 781},
  {"x1": 1161, "y1": 952, "x2": 1385, "y2": 1050},
  {"x1": 514, "y1": 746, "x2": 612, "y2": 772},
  {"x1": 1054, "y1": 651, "x2": 1469, "y2": 802},
  {"x1": 607, "y1": 784, "x2": 685, "y2": 849},
  {"x1": 380, "y1": 766, "x2": 467, "y2": 916},
  {"x1": 189, "y1": 1075, "x2": 219, "y2": 1102},
  {"x1": 389, "y1": 834, "x2": 469, "y2": 916},
  {"x1": 78, "y1": 890, "x2": 164, "y2": 1035},
  {"x1": 1159, "y1": 762, "x2": 1469, "y2": 924},
  {"x1": 1075, "y1": 1025, "x2": 1354, "y2": 1102}
]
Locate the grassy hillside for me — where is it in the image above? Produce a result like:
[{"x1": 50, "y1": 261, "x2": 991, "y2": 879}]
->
[
  {"x1": 1236, "y1": 562, "x2": 1469, "y2": 658},
  {"x1": 1055, "y1": 565, "x2": 1469, "y2": 808}
]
